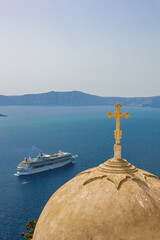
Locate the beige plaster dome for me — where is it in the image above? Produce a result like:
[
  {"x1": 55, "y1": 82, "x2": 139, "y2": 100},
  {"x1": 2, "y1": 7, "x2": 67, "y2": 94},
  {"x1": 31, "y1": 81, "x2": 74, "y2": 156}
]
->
[
  {"x1": 33, "y1": 104, "x2": 160, "y2": 240},
  {"x1": 33, "y1": 145, "x2": 160, "y2": 240}
]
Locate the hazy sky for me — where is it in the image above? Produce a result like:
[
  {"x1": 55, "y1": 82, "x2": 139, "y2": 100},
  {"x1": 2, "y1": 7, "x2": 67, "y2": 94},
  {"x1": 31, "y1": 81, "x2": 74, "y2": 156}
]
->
[{"x1": 0, "y1": 0, "x2": 160, "y2": 97}]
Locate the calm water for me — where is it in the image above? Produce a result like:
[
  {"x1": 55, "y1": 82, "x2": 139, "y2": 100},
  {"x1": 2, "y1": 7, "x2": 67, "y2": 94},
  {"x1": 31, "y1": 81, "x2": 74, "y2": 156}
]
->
[{"x1": 0, "y1": 106, "x2": 160, "y2": 240}]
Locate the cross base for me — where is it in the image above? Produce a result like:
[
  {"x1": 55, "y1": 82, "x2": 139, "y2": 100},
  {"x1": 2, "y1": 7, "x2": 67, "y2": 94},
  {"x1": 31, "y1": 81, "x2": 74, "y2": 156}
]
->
[{"x1": 114, "y1": 144, "x2": 122, "y2": 160}]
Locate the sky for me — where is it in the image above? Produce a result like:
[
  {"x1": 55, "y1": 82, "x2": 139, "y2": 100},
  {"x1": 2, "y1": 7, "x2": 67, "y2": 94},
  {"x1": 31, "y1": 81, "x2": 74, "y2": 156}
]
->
[{"x1": 0, "y1": 0, "x2": 160, "y2": 97}]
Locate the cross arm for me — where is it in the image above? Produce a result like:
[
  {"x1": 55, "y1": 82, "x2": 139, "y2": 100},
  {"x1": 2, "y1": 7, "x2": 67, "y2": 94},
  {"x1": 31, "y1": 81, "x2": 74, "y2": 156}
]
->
[
  {"x1": 120, "y1": 112, "x2": 130, "y2": 119},
  {"x1": 107, "y1": 112, "x2": 116, "y2": 118}
]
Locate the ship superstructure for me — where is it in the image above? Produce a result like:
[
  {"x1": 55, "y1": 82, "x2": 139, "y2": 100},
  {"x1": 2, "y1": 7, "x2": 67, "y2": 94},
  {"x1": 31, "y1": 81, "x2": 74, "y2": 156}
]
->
[{"x1": 17, "y1": 151, "x2": 77, "y2": 176}]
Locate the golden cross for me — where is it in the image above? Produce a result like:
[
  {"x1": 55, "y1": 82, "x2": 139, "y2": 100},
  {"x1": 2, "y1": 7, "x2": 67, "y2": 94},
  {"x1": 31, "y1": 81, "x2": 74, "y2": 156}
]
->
[{"x1": 107, "y1": 103, "x2": 130, "y2": 144}]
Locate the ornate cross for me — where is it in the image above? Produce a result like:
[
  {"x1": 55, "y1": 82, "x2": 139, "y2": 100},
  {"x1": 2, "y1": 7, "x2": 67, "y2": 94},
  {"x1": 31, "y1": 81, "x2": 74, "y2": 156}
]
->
[{"x1": 107, "y1": 103, "x2": 130, "y2": 144}]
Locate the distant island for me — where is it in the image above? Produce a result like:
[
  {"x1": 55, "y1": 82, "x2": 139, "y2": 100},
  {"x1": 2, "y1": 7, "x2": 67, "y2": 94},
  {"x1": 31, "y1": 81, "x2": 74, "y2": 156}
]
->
[{"x1": 0, "y1": 91, "x2": 160, "y2": 108}]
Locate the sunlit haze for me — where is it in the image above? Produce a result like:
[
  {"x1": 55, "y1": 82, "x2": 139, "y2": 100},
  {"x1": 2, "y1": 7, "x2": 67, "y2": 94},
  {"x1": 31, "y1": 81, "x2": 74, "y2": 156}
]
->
[{"x1": 0, "y1": 0, "x2": 160, "y2": 97}]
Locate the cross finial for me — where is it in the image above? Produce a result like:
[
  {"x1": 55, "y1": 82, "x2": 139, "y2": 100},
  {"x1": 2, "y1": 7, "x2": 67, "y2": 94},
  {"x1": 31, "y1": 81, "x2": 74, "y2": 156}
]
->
[{"x1": 107, "y1": 103, "x2": 130, "y2": 144}]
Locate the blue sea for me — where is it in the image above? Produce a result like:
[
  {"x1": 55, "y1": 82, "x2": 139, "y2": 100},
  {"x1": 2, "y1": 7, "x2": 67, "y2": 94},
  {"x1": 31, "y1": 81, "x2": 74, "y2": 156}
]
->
[{"x1": 0, "y1": 106, "x2": 160, "y2": 240}]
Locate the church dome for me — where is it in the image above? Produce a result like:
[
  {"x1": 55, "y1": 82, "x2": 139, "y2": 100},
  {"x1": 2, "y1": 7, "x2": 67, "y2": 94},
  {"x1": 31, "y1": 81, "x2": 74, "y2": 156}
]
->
[{"x1": 33, "y1": 104, "x2": 160, "y2": 240}]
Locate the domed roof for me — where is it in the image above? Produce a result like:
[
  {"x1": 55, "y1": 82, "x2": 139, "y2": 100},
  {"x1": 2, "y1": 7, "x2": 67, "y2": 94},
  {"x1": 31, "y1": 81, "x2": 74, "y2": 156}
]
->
[
  {"x1": 33, "y1": 104, "x2": 160, "y2": 240},
  {"x1": 33, "y1": 155, "x2": 160, "y2": 240}
]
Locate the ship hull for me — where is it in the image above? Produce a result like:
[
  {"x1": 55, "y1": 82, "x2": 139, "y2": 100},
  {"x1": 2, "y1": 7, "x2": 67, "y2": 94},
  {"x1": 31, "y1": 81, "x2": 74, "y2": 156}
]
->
[{"x1": 17, "y1": 159, "x2": 73, "y2": 176}]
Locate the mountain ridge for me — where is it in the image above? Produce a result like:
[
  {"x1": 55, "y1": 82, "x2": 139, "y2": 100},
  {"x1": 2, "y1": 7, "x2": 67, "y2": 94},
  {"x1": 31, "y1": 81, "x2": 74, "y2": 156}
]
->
[{"x1": 0, "y1": 91, "x2": 160, "y2": 108}]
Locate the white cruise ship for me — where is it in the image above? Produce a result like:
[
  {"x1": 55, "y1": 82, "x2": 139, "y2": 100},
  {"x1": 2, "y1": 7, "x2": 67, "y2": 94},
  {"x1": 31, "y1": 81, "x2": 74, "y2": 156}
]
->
[{"x1": 17, "y1": 151, "x2": 78, "y2": 176}]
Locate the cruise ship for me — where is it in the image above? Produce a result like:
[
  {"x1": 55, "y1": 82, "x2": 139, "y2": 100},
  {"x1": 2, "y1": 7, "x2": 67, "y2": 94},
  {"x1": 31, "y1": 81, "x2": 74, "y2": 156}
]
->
[{"x1": 17, "y1": 151, "x2": 78, "y2": 176}]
